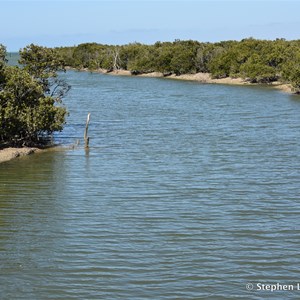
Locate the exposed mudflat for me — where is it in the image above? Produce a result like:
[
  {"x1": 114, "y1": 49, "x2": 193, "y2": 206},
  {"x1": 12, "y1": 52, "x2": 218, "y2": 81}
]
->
[{"x1": 0, "y1": 147, "x2": 41, "y2": 163}]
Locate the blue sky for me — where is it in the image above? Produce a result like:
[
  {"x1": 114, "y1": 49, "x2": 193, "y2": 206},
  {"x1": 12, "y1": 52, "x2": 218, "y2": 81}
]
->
[{"x1": 1, "y1": 0, "x2": 300, "y2": 51}]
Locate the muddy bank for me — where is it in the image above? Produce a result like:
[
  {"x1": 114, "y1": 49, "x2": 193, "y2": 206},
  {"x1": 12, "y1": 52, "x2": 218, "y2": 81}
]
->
[
  {"x1": 165, "y1": 73, "x2": 293, "y2": 93},
  {"x1": 0, "y1": 147, "x2": 42, "y2": 164},
  {"x1": 70, "y1": 67, "x2": 293, "y2": 94}
]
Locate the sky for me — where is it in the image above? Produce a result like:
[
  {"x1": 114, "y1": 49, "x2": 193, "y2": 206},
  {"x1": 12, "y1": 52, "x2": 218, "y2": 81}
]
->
[{"x1": 1, "y1": 0, "x2": 300, "y2": 51}]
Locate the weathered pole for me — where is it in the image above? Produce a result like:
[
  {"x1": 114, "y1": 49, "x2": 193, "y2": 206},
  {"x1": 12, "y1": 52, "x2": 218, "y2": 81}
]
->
[{"x1": 84, "y1": 113, "x2": 91, "y2": 148}]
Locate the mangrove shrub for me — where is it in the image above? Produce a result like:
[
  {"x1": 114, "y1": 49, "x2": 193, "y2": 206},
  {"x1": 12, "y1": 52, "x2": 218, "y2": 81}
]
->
[
  {"x1": 56, "y1": 38, "x2": 300, "y2": 93},
  {"x1": 0, "y1": 44, "x2": 69, "y2": 147}
]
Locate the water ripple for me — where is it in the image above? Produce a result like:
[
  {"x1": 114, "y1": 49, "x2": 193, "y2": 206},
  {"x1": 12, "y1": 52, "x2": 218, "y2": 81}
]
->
[{"x1": 1, "y1": 72, "x2": 300, "y2": 299}]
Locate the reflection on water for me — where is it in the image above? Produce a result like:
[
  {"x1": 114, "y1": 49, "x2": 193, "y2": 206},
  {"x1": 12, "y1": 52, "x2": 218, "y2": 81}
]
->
[{"x1": 1, "y1": 72, "x2": 300, "y2": 299}]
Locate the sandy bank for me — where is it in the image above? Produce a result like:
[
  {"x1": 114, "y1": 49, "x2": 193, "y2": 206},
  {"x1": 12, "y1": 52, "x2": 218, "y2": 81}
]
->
[
  {"x1": 0, "y1": 147, "x2": 42, "y2": 164},
  {"x1": 137, "y1": 72, "x2": 165, "y2": 78},
  {"x1": 72, "y1": 67, "x2": 293, "y2": 94},
  {"x1": 166, "y1": 72, "x2": 246, "y2": 84},
  {"x1": 164, "y1": 73, "x2": 293, "y2": 93},
  {"x1": 0, "y1": 145, "x2": 72, "y2": 164}
]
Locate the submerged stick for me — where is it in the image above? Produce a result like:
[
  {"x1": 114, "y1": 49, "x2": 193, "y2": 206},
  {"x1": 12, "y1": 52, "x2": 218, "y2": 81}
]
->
[{"x1": 84, "y1": 113, "x2": 91, "y2": 148}]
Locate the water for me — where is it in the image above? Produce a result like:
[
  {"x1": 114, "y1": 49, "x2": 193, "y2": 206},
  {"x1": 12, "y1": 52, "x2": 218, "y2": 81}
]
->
[
  {"x1": 1, "y1": 71, "x2": 300, "y2": 299},
  {"x1": 6, "y1": 52, "x2": 19, "y2": 66}
]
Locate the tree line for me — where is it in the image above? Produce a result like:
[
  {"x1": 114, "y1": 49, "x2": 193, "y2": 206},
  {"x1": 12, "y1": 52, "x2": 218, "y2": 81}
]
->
[
  {"x1": 56, "y1": 38, "x2": 300, "y2": 93},
  {"x1": 0, "y1": 44, "x2": 69, "y2": 147},
  {"x1": 1, "y1": 38, "x2": 299, "y2": 148}
]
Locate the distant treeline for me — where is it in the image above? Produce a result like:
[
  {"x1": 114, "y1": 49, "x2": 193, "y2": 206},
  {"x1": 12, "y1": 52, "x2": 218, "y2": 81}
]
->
[{"x1": 56, "y1": 38, "x2": 300, "y2": 93}]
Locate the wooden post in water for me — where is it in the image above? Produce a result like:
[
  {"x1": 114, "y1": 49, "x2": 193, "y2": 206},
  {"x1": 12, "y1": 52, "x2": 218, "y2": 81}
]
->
[{"x1": 84, "y1": 113, "x2": 91, "y2": 148}]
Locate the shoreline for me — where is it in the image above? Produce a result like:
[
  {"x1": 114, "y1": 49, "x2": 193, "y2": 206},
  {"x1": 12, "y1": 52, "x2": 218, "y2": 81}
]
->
[
  {"x1": 0, "y1": 145, "x2": 68, "y2": 164},
  {"x1": 1, "y1": 68, "x2": 293, "y2": 164},
  {"x1": 68, "y1": 67, "x2": 293, "y2": 94},
  {"x1": 0, "y1": 147, "x2": 42, "y2": 164}
]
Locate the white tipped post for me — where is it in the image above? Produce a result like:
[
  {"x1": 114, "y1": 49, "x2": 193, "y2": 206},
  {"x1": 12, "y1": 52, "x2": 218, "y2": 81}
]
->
[{"x1": 84, "y1": 113, "x2": 91, "y2": 148}]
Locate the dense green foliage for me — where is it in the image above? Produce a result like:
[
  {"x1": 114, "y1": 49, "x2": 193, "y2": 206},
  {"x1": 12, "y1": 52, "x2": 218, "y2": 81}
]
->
[
  {"x1": 2, "y1": 38, "x2": 297, "y2": 148},
  {"x1": 57, "y1": 38, "x2": 300, "y2": 93},
  {"x1": 0, "y1": 44, "x2": 69, "y2": 147}
]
